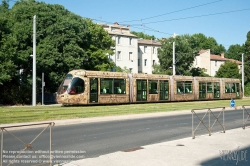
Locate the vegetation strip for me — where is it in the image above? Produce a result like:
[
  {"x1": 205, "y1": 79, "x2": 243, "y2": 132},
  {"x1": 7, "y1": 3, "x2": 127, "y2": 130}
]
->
[{"x1": 1, "y1": 98, "x2": 250, "y2": 124}]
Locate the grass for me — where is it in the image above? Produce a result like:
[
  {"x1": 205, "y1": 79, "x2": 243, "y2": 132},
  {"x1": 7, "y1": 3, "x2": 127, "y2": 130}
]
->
[{"x1": 1, "y1": 98, "x2": 250, "y2": 125}]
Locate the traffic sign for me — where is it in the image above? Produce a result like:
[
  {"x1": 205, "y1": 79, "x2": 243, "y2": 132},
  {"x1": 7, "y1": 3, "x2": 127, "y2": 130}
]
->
[{"x1": 230, "y1": 99, "x2": 235, "y2": 108}]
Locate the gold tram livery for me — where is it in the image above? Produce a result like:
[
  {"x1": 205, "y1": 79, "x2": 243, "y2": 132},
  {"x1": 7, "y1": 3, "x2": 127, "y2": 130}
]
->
[{"x1": 56, "y1": 69, "x2": 243, "y2": 105}]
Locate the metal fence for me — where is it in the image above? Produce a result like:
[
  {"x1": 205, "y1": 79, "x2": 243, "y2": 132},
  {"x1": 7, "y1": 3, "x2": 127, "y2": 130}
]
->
[
  {"x1": 0, "y1": 122, "x2": 54, "y2": 166},
  {"x1": 191, "y1": 107, "x2": 225, "y2": 139},
  {"x1": 242, "y1": 105, "x2": 250, "y2": 129}
]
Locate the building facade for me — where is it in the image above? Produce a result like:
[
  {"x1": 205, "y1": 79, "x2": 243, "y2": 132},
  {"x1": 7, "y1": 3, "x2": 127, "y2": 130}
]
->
[
  {"x1": 138, "y1": 39, "x2": 161, "y2": 74},
  {"x1": 102, "y1": 23, "x2": 138, "y2": 73},
  {"x1": 194, "y1": 49, "x2": 242, "y2": 76},
  {"x1": 102, "y1": 23, "x2": 241, "y2": 76}
]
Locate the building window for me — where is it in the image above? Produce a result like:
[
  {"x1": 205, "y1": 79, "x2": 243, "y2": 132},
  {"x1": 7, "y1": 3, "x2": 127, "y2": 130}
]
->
[
  {"x1": 117, "y1": 36, "x2": 121, "y2": 44},
  {"x1": 129, "y1": 52, "x2": 133, "y2": 60},
  {"x1": 117, "y1": 51, "x2": 121, "y2": 60},
  {"x1": 144, "y1": 46, "x2": 147, "y2": 53},
  {"x1": 144, "y1": 59, "x2": 147, "y2": 66},
  {"x1": 153, "y1": 60, "x2": 155, "y2": 65},
  {"x1": 138, "y1": 59, "x2": 140, "y2": 66},
  {"x1": 129, "y1": 38, "x2": 132, "y2": 45},
  {"x1": 215, "y1": 61, "x2": 217, "y2": 66},
  {"x1": 153, "y1": 47, "x2": 155, "y2": 54}
]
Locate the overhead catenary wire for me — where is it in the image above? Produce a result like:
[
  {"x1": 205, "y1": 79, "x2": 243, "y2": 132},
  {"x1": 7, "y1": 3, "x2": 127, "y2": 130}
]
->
[
  {"x1": 119, "y1": 0, "x2": 224, "y2": 23},
  {"x1": 130, "y1": 8, "x2": 250, "y2": 26}
]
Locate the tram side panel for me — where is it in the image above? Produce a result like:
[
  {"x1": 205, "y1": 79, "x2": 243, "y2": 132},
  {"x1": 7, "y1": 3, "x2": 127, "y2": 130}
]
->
[
  {"x1": 220, "y1": 78, "x2": 242, "y2": 100},
  {"x1": 172, "y1": 75, "x2": 195, "y2": 102},
  {"x1": 194, "y1": 77, "x2": 222, "y2": 101},
  {"x1": 131, "y1": 73, "x2": 170, "y2": 103},
  {"x1": 147, "y1": 74, "x2": 170, "y2": 103},
  {"x1": 92, "y1": 71, "x2": 130, "y2": 105}
]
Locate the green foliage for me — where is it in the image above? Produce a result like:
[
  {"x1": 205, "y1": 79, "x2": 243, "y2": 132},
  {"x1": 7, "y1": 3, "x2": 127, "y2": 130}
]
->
[
  {"x1": 115, "y1": 66, "x2": 132, "y2": 73},
  {"x1": 225, "y1": 44, "x2": 245, "y2": 61},
  {"x1": 152, "y1": 64, "x2": 168, "y2": 75},
  {"x1": 215, "y1": 61, "x2": 240, "y2": 78},
  {"x1": 157, "y1": 35, "x2": 196, "y2": 75},
  {"x1": 130, "y1": 31, "x2": 156, "y2": 40},
  {"x1": 0, "y1": 0, "x2": 114, "y2": 104},
  {"x1": 189, "y1": 33, "x2": 226, "y2": 55},
  {"x1": 190, "y1": 67, "x2": 210, "y2": 77},
  {"x1": 244, "y1": 31, "x2": 250, "y2": 84}
]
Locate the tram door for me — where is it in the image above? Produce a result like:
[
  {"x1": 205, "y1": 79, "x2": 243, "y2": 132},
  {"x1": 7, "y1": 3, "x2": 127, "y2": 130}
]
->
[
  {"x1": 160, "y1": 80, "x2": 169, "y2": 100},
  {"x1": 136, "y1": 80, "x2": 147, "y2": 101},
  {"x1": 90, "y1": 78, "x2": 98, "y2": 103}
]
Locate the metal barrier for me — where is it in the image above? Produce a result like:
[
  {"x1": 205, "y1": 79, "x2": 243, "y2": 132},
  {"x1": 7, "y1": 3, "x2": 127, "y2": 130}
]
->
[
  {"x1": 242, "y1": 105, "x2": 250, "y2": 129},
  {"x1": 191, "y1": 107, "x2": 225, "y2": 139},
  {"x1": 0, "y1": 122, "x2": 55, "y2": 166}
]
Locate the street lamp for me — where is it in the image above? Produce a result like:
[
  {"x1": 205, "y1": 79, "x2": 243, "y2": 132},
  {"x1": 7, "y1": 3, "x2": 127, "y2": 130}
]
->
[
  {"x1": 242, "y1": 53, "x2": 245, "y2": 98},
  {"x1": 173, "y1": 41, "x2": 175, "y2": 76},
  {"x1": 32, "y1": 15, "x2": 36, "y2": 106}
]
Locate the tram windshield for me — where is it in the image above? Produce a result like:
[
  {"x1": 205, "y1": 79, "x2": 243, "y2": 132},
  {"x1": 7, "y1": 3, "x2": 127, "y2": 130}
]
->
[
  {"x1": 67, "y1": 77, "x2": 85, "y2": 95},
  {"x1": 57, "y1": 74, "x2": 73, "y2": 94}
]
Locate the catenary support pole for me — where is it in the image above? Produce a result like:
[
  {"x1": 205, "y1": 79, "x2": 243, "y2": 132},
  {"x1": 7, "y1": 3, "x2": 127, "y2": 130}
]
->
[
  {"x1": 242, "y1": 53, "x2": 244, "y2": 98},
  {"x1": 32, "y1": 15, "x2": 37, "y2": 106},
  {"x1": 173, "y1": 41, "x2": 175, "y2": 76}
]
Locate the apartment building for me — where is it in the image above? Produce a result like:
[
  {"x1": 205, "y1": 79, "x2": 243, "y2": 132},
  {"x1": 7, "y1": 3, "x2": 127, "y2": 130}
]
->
[
  {"x1": 138, "y1": 39, "x2": 161, "y2": 74},
  {"x1": 194, "y1": 49, "x2": 242, "y2": 76},
  {"x1": 101, "y1": 23, "x2": 138, "y2": 73},
  {"x1": 101, "y1": 23, "x2": 241, "y2": 76}
]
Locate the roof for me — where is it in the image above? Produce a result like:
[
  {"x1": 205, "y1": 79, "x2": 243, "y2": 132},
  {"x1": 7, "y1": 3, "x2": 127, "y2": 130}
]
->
[
  {"x1": 198, "y1": 49, "x2": 210, "y2": 54},
  {"x1": 199, "y1": 49, "x2": 242, "y2": 65},
  {"x1": 108, "y1": 31, "x2": 137, "y2": 37},
  {"x1": 210, "y1": 54, "x2": 242, "y2": 65},
  {"x1": 138, "y1": 39, "x2": 161, "y2": 46}
]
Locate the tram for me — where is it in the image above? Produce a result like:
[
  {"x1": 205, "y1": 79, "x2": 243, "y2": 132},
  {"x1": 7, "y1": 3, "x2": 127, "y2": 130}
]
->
[{"x1": 56, "y1": 69, "x2": 243, "y2": 105}]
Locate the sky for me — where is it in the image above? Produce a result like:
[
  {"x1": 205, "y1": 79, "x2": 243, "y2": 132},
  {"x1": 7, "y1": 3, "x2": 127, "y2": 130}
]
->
[{"x1": 9, "y1": 0, "x2": 250, "y2": 49}]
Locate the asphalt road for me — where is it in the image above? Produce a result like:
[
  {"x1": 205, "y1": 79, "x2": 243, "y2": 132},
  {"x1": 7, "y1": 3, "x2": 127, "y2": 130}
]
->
[{"x1": 1, "y1": 109, "x2": 246, "y2": 165}]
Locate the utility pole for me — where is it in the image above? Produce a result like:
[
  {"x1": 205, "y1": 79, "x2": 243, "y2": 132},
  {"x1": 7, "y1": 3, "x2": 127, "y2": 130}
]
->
[
  {"x1": 242, "y1": 53, "x2": 244, "y2": 97},
  {"x1": 173, "y1": 41, "x2": 175, "y2": 75},
  {"x1": 32, "y1": 15, "x2": 36, "y2": 106},
  {"x1": 42, "y1": 73, "x2": 45, "y2": 105}
]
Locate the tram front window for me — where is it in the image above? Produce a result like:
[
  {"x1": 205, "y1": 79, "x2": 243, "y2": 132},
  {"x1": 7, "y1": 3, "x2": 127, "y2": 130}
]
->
[
  {"x1": 57, "y1": 74, "x2": 73, "y2": 94},
  {"x1": 67, "y1": 77, "x2": 85, "y2": 95}
]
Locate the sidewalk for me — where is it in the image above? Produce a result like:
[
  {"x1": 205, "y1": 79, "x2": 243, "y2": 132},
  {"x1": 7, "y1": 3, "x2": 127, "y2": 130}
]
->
[{"x1": 62, "y1": 127, "x2": 250, "y2": 166}]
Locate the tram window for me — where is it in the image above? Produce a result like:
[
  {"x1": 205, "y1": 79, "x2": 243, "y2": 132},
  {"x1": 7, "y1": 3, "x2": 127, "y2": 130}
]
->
[
  {"x1": 185, "y1": 81, "x2": 192, "y2": 93},
  {"x1": 57, "y1": 74, "x2": 73, "y2": 94},
  {"x1": 225, "y1": 83, "x2": 235, "y2": 93},
  {"x1": 177, "y1": 81, "x2": 193, "y2": 94},
  {"x1": 149, "y1": 80, "x2": 158, "y2": 94},
  {"x1": 100, "y1": 78, "x2": 126, "y2": 94},
  {"x1": 236, "y1": 83, "x2": 240, "y2": 97},
  {"x1": 177, "y1": 82, "x2": 184, "y2": 93},
  {"x1": 67, "y1": 77, "x2": 85, "y2": 95},
  {"x1": 207, "y1": 82, "x2": 213, "y2": 93},
  {"x1": 214, "y1": 82, "x2": 220, "y2": 98},
  {"x1": 199, "y1": 82, "x2": 206, "y2": 99},
  {"x1": 114, "y1": 79, "x2": 126, "y2": 94}
]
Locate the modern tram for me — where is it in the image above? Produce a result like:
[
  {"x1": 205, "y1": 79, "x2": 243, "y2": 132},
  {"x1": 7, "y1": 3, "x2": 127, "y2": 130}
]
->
[{"x1": 56, "y1": 69, "x2": 243, "y2": 105}]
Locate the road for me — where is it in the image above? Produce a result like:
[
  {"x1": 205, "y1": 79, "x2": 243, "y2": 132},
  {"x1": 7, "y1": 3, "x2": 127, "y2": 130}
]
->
[{"x1": 1, "y1": 109, "x2": 246, "y2": 165}]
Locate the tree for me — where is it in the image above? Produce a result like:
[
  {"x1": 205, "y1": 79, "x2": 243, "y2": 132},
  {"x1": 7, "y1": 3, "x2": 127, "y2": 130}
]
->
[
  {"x1": 190, "y1": 67, "x2": 210, "y2": 77},
  {"x1": 215, "y1": 61, "x2": 240, "y2": 78},
  {"x1": 244, "y1": 31, "x2": 250, "y2": 96},
  {"x1": 0, "y1": 0, "x2": 115, "y2": 104},
  {"x1": 0, "y1": 0, "x2": 15, "y2": 85},
  {"x1": 225, "y1": 44, "x2": 245, "y2": 61},
  {"x1": 157, "y1": 35, "x2": 196, "y2": 75},
  {"x1": 130, "y1": 31, "x2": 156, "y2": 40}
]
